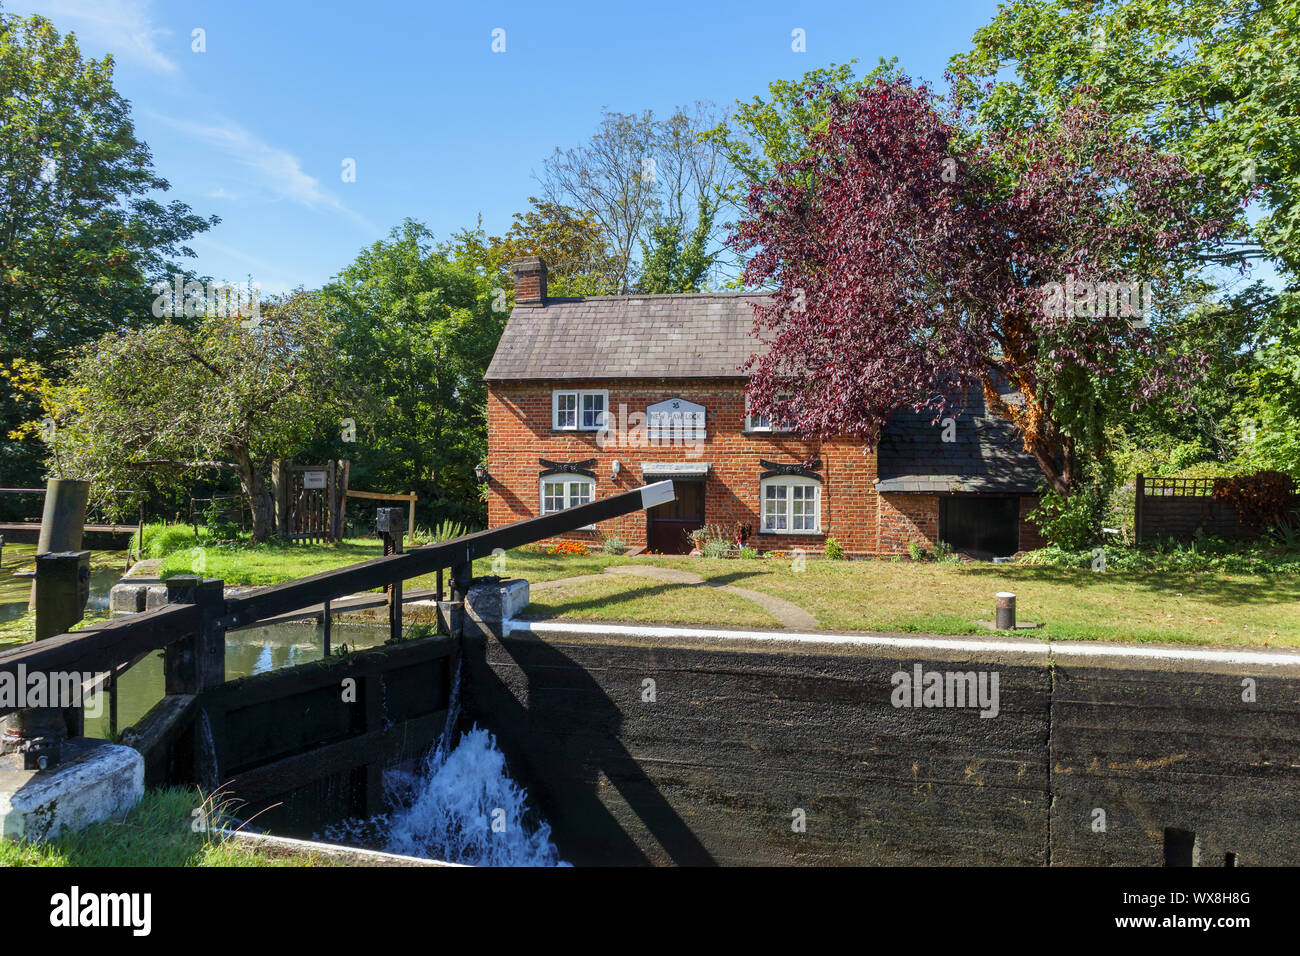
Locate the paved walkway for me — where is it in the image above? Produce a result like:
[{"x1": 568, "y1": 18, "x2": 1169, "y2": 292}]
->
[{"x1": 529, "y1": 564, "x2": 818, "y2": 630}]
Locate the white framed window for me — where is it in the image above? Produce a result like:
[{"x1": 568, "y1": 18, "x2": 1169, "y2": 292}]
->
[
  {"x1": 553, "y1": 390, "x2": 608, "y2": 430},
  {"x1": 745, "y1": 393, "x2": 794, "y2": 432},
  {"x1": 540, "y1": 474, "x2": 595, "y2": 514},
  {"x1": 760, "y1": 477, "x2": 821, "y2": 533}
]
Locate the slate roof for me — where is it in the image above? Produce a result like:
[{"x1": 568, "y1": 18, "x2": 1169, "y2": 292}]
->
[
  {"x1": 484, "y1": 292, "x2": 769, "y2": 381},
  {"x1": 876, "y1": 386, "x2": 1043, "y2": 495}
]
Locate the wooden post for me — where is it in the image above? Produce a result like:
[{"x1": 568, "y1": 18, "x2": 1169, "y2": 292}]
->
[
  {"x1": 322, "y1": 598, "x2": 332, "y2": 657},
  {"x1": 12, "y1": 550, "x2": 92, "y2": 756},
  {"x1": 407, "y1": 493, "x2": 416, "y2": 540},
  {"x1": 389, "y1": 578, "x2": 402, "y2": 643},
  {"x1": 327, "y1": 460, "x2": 337, "y2": 543},
  {"x1": 164, "y1": 575, "x2": 226, "y2": 694},
  {"x1": 1134, "y1": 473, "x2": 1145, "y2": 544}
]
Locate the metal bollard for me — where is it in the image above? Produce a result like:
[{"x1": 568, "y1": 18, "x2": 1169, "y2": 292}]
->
[{"x1": 995, "y1": 592, "x2": 1016, "y2": 630}]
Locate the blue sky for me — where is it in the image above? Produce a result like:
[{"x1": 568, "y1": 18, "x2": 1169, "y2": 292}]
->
[{"x1": 14, "y1": 0, "x2": 1005, "y2": 293}]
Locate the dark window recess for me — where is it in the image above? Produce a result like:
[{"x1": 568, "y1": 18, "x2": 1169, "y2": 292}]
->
[
  {"x1": 938, "y1": 496, "x2": 1020, "y2": 557},
  {"x1": 1164, "y1": 827, "x2": 1198, "y2": 867}
]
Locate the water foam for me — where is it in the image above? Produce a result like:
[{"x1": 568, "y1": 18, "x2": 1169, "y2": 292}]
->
[{"x1": 320, "y1": 664, "x2": 568, "y2": 866}]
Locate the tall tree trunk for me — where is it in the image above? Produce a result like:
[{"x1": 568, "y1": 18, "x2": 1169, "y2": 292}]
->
[{"x1": 235, "y1": 450, "x2": 275, "y2": 543}]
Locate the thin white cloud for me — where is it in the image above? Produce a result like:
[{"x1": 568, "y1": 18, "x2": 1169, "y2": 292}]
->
[
  {"x1": 188, "y1": 236, "x2": 297, "y2": 296},
  {"x1": 156, "y1": 114, "x2": 376, "y2": 232},
  {"x1": 12, "y1": 0, "x2": 178, "y2": 73}
]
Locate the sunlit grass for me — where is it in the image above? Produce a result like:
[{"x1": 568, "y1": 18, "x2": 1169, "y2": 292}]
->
[
  {"x1": 139, "y1": 531, "x2": 1300, "y2": 646},
  {"x1": 0, "y1": 786, "x2": 337, "y2": 867}
]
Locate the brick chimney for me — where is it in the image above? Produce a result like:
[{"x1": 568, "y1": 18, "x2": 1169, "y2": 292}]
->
[{"x1": 511, "y1": 256, "x2": 547, "y2": 307}]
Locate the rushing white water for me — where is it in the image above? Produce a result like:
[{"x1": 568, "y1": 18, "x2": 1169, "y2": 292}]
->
[{"x1": 320, "y1": 665, "x2": 568, "y2": 866}]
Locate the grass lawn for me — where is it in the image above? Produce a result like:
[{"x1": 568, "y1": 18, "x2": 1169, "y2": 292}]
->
[
  {"x1": 0, "y1": 787, "x2": 335, "y2": 867},
  {"x1": 150, "y1": 538, "x2": 1300, "y2": 647}
]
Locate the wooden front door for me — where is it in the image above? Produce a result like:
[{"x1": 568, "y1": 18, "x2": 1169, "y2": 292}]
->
[{"x1": 647, "y1": 481, "x2": 705, "y2": 554}]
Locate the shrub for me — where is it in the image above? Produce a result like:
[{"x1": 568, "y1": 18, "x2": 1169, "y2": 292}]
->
[
  {"x1": 702, "y1": 538, "x2": 731, "y2": 559},
  {"x1": 410, "y1": 519, "x2": 468, "y2": 545},
  {"x1": 1212, "y1": 471, "x2": 1298, "y2": 527},
  {"x1": 602, "y1": 533, "x2": 626, "y2": 555},
  {"x1": 824, "y1": 536, "x2": 845, "y2": 560},
  {"x1": 907, "y1": 541, "x2": 928, "y2": 561},
  {"x1": 201, "y1": 500, "x2": 241, "y2": 542},
  {"x1": 738, "y1": 545, "x2": 760, "y2": 560},
  {"x1": 1028, "y1": 484, "x2": 1109, "y2": 551}
]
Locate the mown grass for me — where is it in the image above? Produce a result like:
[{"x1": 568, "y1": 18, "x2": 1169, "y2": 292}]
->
[
  {"x1": 141, "y1": 528, "x2": 1300, "y2": 646},
  {"x1": 0, "y1": 787, "x2": 336, "y2": 867},
  {"x1": 486, "y1": 550, "x2": 1300, "y2": 646},
  {"x1": 524, "y1": 571, "x2": 781, "y2": 628}
]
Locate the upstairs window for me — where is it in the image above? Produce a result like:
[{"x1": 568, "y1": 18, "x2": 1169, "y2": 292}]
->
[
  {"x1": 746, "y1": 394, "x2": 794, "y2": 432},
  {"x1": 761, "y1": 477, "x2": 821, "y2": 533},
  {"x1": 553, "y1": 390, "x2": 608, "y2": 431}
]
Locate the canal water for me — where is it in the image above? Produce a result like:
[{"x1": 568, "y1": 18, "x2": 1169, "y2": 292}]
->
[{"x1": 2, "y1": 545, "x2": 564, "y2": 866}]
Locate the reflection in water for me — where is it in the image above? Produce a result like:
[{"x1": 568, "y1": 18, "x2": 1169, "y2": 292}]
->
[
  {"x1": 1, "y1": 553, "x2": 121, "y2": 624},
  {"x1": 82, "y1": 620, "x2": 388, "y2": 739}
]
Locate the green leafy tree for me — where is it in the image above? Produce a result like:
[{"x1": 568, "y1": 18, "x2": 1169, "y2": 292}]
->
[
  {"x1": 951, "y1": 0, "x2": 1300, "y2": 479},
  {"x1": 492, "y1": 198, "x2": 621, "y2": 296},
  {"x1": 952, "y1": 0, "x2": 1297, "y2": 281},
  {"x1": 637, "y1": 196, "x2": 717, "y2": 293},
  {"x1": 323, "y1": 220, "x2": 502, "y2": 526},
  {"x1": 0, "y1": 8, "x2": 216, "y2": 491},
  {"x1": 27, "y1": 293, "x2": 349, "y2": 541}
]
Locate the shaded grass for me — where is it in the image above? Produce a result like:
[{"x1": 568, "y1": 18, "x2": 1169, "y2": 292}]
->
[{"x1": 0, "y1": 787, "x2": 336, "y2": 867}]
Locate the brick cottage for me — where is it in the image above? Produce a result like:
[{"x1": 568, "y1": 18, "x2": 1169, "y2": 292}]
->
[{"x1": 484, "y1": 257, "x2": 1045, "y2": 557}]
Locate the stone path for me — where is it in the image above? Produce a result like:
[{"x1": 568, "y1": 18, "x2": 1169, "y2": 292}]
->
[{"x1": 529, "y1": 564, "x2": 818, "y2": 630}]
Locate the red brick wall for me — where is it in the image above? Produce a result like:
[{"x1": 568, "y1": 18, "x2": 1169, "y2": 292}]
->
[
  {"x1": 877, "y1": 493, "x2": 1045, "y2": 555},
  {"x1": 487, "y1": 380, "x2": 1050, "y2": 557},
  {"x1": 877, "y1": 494, "x2": 939, "y2": 553},
  {"x1": 486, "y1": 379, "x2": 879, "y2": 554},
  {"x1": 1018, "y1": 496, "x2": 1045, "y2": 552}
]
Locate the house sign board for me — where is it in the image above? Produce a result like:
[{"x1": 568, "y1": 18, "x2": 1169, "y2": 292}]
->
[{"x1": 647, "y1": 398, "x2": 706, "y2": 441}]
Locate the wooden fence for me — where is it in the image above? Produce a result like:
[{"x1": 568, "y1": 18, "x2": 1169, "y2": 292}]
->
[{"x1": 1134, "y1": 473, "x2": 1296, "y2": 543}]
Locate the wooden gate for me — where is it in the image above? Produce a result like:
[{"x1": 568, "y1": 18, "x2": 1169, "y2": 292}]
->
[{"x1": 286, "y1": 462, "x2": 338, "y2": 544}]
